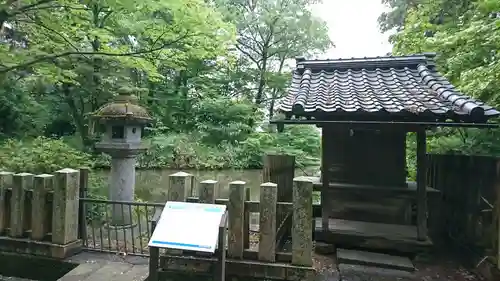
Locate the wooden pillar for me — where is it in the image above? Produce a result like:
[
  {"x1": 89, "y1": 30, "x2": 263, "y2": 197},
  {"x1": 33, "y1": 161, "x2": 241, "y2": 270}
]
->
[
  {"x1": 258, "y1": 182, "x2": 277, "y2": 262},
  {"x1": 227, "y1": 181, "x2": 246, "y2": 259},
  {"x1": 168, "y1": 172, "x2": 191, "y2": 202},
  {"x1": 31, "y1": 174, "x2": 53, "y2": 240},
  {"x1": 321, "y1": 129, "x2": 330, "y2": 232},
  {"x1": 52, "y1": 168, "x2": 80, "y2": 245},
  {"x1": 0, "y1": 172, "x2": 13, "y2": 234},
  {"x1": 262, "y1": 154, "x2": 295, "y2": 202},
  {"x1": 263, "y1": 154, "x2": 295, "y2": 242},
  {"x1": 199, "y1": 180, "x2": 217, "y2": 204},
  {"x1": 416, "y1": 130, "x2": 428, "y2": 241},
  {"x1": 292, "y1": 177, "x2": 313, "y2": 266},
  {"x1": 10, "y1": 173, "x2": 33, "y2": 237}
]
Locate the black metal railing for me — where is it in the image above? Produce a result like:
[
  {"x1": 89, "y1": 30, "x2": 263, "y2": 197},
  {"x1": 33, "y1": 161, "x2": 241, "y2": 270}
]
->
[{"x1": 79, "y1": 198, "x2": 164, "y2": 256}]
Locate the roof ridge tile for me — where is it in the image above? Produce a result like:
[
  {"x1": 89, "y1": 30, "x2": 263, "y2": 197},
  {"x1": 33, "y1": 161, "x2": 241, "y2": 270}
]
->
[{"x1": 279, "y1": 54, "x2": 499, "y2": 122}]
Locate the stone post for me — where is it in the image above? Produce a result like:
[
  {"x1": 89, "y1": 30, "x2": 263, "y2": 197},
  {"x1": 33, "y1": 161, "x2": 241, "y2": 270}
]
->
[
  {"x1": 168, "y1": 172, "x2": 191, "y2": 202},
  {"x1": 109, "y1": 156, "x2": 136, "y2": 225},
  {"x1": 258, "y1": 182, "x2": 277, "y2": 262},
  {"x1": 32, "y1": 174, "x2": 53, "y2": 240},
  {"x1": 292, "y1": 176, "x2": 313, "y2": 266},
  {"x1": 0, "y1": 172, "x2": 13, "y2": 234},
  {"x1": 227, "y1": 181, "x2": 246, "y2": 259},
  {"x1": 10, "y1": 173, "x2": 33, "y2": 237},
  {"x1": 199, "y1": 180, "x2": 217, "y2": 204},
  {"x1": 52, "y1": 168, "x2": 80, "y2": 245}
]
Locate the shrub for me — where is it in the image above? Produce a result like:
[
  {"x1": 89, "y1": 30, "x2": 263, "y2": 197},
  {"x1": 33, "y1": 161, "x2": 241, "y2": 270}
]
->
[
  {"x1": 0, "y1": 136, "x2": 93, "y2": 173},
  {"x1": 0, "y1": 136, "x2": 104, "y2": 222}
]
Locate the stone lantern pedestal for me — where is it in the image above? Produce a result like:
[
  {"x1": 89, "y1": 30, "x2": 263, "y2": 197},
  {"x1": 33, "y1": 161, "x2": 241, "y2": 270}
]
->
[{"x1": 92, "y1": 88, "x2": 152, "y2": 226}]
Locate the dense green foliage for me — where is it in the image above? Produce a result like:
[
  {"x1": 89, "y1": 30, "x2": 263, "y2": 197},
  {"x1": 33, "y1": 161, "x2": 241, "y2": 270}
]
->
[
  {"x1": 1, "y1": 0, "x2": 499, "y2": 177},
  {"x1": 0, "y1": 136, "x2": 92, "y2": 173},
  {"x1": 381, "y1": 0, "x2": 500, "y2": 164},
  {"x1": 0, "y1": 0, "x2": 330, "y2": 170}
]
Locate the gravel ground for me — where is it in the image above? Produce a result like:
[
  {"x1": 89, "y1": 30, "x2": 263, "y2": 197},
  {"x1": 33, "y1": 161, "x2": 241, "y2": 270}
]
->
[{"x1": 413, "y1": 256, "x2": 484, "y2": 281}]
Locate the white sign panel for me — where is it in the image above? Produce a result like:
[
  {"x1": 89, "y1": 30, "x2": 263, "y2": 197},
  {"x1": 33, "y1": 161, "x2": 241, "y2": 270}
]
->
[{"x1": 148, "y1": 201, "x2": 226, "y2": 253}]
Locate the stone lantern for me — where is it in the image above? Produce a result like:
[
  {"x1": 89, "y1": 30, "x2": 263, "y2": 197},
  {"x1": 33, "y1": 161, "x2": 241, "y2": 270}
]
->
[{"x1": 92, "y1": 88, "x2": 152, "y2": 226}]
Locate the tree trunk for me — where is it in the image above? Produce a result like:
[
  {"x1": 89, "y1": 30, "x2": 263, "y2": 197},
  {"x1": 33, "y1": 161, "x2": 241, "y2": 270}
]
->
[
  {"x1": 0, "y1": 10, "x2": 8, "y2": 30},
  {"x1": 62, "y1": 84, "x2": 89, "y2": 148},
  {"x1": 255, "y1": 55, "x2": 268, "y2": 105},
  {"x1": 267, "y1": 56, "x2": 286, "y2": 119}
]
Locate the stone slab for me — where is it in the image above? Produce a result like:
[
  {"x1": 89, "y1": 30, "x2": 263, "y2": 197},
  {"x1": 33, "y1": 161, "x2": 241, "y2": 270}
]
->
[
  {"x1": 315, "y1": 269, "x2": 340, "y2": 281},
  {"x1": 118, "y1": 265, "x2": 148, "y2": 281},
  {"x1": 337, "y1": 248, "x2": 415, "y2": 272},
  {"x1": 314, "y1": 242, "x2": 336, "y2": 255},
  {"x1": 338, "y1": 264, "x2": 415, "y2": 281},
  {"x1": 57, "y1": 262, "x2": 103, "y2": 281},
  {"x1": 83, "y1": 262, "x2": 132, "y2": 281}
]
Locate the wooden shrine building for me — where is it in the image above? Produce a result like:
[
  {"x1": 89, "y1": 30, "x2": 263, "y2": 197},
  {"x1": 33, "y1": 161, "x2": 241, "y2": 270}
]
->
[{"x1": 273, "y1": 53, "x2": 499, "y2": 253}]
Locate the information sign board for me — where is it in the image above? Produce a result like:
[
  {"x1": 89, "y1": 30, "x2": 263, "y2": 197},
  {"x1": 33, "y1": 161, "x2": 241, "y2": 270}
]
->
[{"x1": 148, "y1": 201, "x2": 226, "y2": 253}]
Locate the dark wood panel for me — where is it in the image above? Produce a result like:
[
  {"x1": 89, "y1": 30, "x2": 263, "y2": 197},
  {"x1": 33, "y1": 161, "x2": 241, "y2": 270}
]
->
[
  {"x1": 322, "y1": 126, "x2": 407, "y2": 187},
  {"x1": 425, "y1": 154, "x2": 499, "y2": 263},
  {"x1": 323, "y1": 189, "x2": 412, "y2": 225}
]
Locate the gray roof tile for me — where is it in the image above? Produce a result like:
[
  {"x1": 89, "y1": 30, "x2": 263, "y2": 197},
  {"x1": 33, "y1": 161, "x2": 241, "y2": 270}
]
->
[{"x1": 278, "y1": 54, "x2": 499, "y2": 122}]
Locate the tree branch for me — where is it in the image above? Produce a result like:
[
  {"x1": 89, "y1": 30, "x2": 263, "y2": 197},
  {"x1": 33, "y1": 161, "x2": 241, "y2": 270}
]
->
[
  {"x1": 0, "y1": 32, "x2": 194, "y2": 74},
  {"x1": 6, "y1": 0, "x2": 54, "y2": 18},
  {"x1": 99, "y1": 10, "x2": 113, "y2": 28},
  {"x1": 235, "y1": 43, "x2": 261, "y2": 68},
  {"x1": 24, "y1": 15, "x2": 88, "y2": 59}
]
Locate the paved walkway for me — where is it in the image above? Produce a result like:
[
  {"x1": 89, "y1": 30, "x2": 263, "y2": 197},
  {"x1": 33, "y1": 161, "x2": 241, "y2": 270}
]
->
[
  {"x1": 58, "y1": 261, "x2": 148, "y2": 281},
  {"x1": 58, "y1": 252, "x2": 149, "y2": 281}
]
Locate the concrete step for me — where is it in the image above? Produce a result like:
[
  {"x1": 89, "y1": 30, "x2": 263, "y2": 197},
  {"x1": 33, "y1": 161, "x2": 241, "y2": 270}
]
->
[
  {"x1": 315, "y1": 241, "x2": 336, "y2": 255},
  {"x1": 338, "y1": 264, "x2": 415, "y2": 281},
  {"x1": 337, "y1": 248, "x2": 415, "y2": 272}
]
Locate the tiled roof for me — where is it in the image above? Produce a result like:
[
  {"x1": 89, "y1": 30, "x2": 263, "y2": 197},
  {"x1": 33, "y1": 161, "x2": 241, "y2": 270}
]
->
[{"x1": 278, "y1": 54, "x2": 499, "y2": 122}]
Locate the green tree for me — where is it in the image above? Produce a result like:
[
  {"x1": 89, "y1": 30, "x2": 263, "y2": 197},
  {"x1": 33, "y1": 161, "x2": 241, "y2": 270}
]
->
[
  {"x1": 378, "y1": 0, "x2": 420, "y2": 32},
  {"x1": 1, "y1": 0, "x2": 328, "y2": 171},
  {"x1": 385, "y1": 0, "x2": 500, "y2": 156},
  {"x1": 217, "y1": 0, "x2": 332, "y2": 106},
  {"x1": 1, "y1": 0, "x2": 234, "y2": 147}
]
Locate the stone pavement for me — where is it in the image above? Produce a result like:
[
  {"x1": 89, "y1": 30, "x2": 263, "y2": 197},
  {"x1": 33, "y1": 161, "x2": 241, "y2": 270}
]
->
[
  {"x1": 57, "y1": 261, "x2": 148, "y2": 281},
  {"x1": 58, "y1": 252, "x2": 149, "y2": 281}
]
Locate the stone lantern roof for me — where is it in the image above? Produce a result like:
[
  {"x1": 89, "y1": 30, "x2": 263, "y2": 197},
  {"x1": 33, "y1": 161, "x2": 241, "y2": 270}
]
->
[{"x1": 93, "y1": 87, "x2": 152, "y2": 124}]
